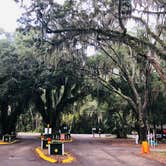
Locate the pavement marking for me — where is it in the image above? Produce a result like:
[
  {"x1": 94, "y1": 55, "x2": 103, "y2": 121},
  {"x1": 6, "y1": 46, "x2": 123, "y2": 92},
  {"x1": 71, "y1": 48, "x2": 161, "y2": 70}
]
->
[{"x1": 9, "y1": 157, "x2": 22, "y2": 160}]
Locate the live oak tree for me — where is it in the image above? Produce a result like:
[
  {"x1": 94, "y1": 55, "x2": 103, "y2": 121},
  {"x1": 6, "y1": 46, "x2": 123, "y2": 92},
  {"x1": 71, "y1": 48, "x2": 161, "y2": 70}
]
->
[
  {"x1": 86, "y1": 46, "x2": 152, "y2": 141},
  {"x1": 0, "y1": 29, "x2": 92, "y2": 133},
  {"x1": 0, "y1": 36, "x2": 38, "y2": 135},
  {"x1": 148, "y1": 72, "x2": 166, "y2": 134},
  {"x1": 15, "y1": 28, "x2": 92, "y2": 130},
  {"x1": 33, "y1": 57, "x2": 91, "y2": 130},
  {"x1": 13, "y1": 0, "x2": 166, "y2": 140},
  {"x1": 16, "y1": 0, "x2": 166, "y2": 88}
]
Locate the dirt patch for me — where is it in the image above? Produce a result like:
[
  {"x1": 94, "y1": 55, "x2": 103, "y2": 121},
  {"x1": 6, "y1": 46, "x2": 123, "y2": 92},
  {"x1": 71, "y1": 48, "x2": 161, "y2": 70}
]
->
[{"x1": 93, "y1": 138, "x2": 140, "y2": 147}]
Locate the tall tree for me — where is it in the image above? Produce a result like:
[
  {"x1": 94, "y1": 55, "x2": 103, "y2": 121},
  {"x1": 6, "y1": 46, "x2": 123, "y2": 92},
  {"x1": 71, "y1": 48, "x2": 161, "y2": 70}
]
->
[
  {"x1": 16, "y1": 0, "x2": 166, "y2": 88},
  {"x1": 86, "y1": 45, "x2": 152, "y2": 141},
  {"x1": 0, "y1": 37, "x2": 33, "y2": 134}
]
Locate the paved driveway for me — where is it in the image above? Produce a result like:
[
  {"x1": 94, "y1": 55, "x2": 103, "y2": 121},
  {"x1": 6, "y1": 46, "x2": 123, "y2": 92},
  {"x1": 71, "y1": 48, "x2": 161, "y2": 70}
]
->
[{"x1": 0, "y1": 134, "x2": 164, "y2": 166}]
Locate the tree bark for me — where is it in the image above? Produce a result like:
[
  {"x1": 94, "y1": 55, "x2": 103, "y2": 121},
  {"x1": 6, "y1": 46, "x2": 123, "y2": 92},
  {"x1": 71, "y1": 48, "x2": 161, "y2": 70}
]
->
[
  {"x1": 137, "y1": 97, "x2": 147, "y2": 142},
  {"x1": 146, "y1": 55, "x2": 166, "y2": 90},
  {"x1": 33, "y1": 91, "x2": 49, "y2": 125},
  {"x1": 0, "y1": 101, "x2": 8, "y2": 135}
]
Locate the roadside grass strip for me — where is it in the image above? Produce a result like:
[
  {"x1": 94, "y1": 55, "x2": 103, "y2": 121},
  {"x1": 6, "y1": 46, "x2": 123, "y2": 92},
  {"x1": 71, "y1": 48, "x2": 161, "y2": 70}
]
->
[
  {"x1": 0, "y1": 140, "x2": 18, "y2": 145},
  {"x1": 35, "y1": 147, "x2": 75, "y2": 164}
]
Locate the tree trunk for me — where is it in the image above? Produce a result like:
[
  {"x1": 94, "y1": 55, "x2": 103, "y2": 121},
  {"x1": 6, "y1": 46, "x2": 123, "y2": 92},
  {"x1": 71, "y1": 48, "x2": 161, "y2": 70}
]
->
[
  {"x1": 33, "y1": 92, "x2": 49, "y2": 125},
  {"x1": 161, "y1": 121, "x2": 163, "y2": 138},
  {"x1": 0, "y1": 102, "x2": 8, "y2": 135},
  {"x1": 51, "y1": 109, "x2": 61, "y2": 131},
  {"x1": 45, "y1": 89, "x2": 53, "y2": 126},
  {"x1": 146, "y1": 53, "x2": 166, "y2": 90},
  {"x1": 138, "y1": 108, "x2": 147, "y2": 142},
  {"x1": 135, "y1": 96, "x2": 147, "y2": 143}
]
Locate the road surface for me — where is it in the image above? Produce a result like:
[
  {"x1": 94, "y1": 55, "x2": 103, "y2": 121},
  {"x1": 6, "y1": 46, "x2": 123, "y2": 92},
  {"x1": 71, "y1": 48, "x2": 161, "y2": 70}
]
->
[{"x1": 0, "y1": 134, "x2": 164, "y2": 166}]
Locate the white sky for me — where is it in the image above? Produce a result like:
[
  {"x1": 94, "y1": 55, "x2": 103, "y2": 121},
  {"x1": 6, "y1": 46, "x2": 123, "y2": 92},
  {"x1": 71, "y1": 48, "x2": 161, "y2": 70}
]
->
[
  {"x1": 0, "y1": 0, "x2": 65, "y2": 33},
  {"x1": 0, "y1": 0, "x2": 22, "y2": 32},
  {"x1": 0, "y1": 0, "x2": 95, "y2": 56},
  {"x1": 0, "y1": 0, "x2": 138, "y2": 34}
]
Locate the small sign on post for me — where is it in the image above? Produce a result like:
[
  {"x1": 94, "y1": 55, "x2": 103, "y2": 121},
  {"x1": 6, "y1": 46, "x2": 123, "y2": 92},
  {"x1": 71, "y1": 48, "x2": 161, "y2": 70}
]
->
[
  {"x1": 44, "y1": 128, "x2": 52, "y2": 134},
  {"x1": 92, "y1": 128, "x2": 96, "y2": 137},
  {"x1": 135, "y1": 134, "x2": 139, "y2": 144},
  {"x1": 98, "y1": 128, "x2": 102, "y2": 137},
  {"x1": 60, "y1": 133, "x2": 65, "y2": 140}
]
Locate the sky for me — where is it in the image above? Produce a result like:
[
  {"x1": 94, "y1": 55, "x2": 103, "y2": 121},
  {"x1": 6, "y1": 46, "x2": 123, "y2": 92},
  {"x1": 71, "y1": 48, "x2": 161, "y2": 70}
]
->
[
  {"x1": 0, "y1": 0, "x2": 136, "y2": 33},
  {"x1": 0, "y1": 0, "x2": 96, "y2": 56},
  {"x1": 0, "y1": 0, "x2": 65, "y2": 33},
  {"x1": 0, "y1": 0, "x2": 22, "y2": 32}
]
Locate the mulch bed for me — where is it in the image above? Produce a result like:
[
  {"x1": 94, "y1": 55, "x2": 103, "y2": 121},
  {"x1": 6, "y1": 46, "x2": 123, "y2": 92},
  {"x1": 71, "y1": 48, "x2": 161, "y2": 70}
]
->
[{"x1": 94, "y1": 138, "x2": 140, "y2": 147}]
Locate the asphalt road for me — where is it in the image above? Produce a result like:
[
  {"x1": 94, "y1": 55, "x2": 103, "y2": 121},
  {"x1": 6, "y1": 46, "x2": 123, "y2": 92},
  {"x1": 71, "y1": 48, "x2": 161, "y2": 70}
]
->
[{"x1": 0, "y1": 134, "x2": 165, "y2": 166}]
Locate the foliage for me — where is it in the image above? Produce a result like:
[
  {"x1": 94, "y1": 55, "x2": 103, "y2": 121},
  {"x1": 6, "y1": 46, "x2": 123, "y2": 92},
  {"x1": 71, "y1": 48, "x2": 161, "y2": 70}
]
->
[
  {"x1": 0, "y1": 36, "x2": 38, "y2": 134},
  {"x1": 0, "y1": 0, "x2": 166, "y2": 138}
]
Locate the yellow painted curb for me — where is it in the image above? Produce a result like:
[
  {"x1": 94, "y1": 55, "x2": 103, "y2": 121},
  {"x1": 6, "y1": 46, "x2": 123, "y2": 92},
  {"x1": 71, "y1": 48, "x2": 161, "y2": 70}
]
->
[
  {"x1": 0, "y1": 140, "x2": 18, "y2": 145},
  {"x1": 0, "y1": 141, "x2": 9, "y2": 145},
  {"x1": 35, "y1": 147, "x2": 75, "y2": 164},
  {"x1": 62, "y1": 153, "x2": 75, "y2": 163},
  {"x1": 35, "y1": 148, "x2": 57, "y2": 163}
]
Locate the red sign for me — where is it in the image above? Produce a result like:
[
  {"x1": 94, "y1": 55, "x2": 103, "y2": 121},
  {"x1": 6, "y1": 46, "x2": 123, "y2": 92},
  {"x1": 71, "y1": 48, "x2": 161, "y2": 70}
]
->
[
  {"x1": 60, "y1": 134, "x2": 65, "y2": 140},
  {"x1": 163, "y1": 129, "x2": 166, "y2": 134}
]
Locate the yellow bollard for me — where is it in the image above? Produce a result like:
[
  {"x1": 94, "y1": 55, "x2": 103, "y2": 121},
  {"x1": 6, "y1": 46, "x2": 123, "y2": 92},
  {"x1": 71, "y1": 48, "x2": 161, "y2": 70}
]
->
[{"x1": 142, "y1": 141, "x2": 150, "y2": 154}]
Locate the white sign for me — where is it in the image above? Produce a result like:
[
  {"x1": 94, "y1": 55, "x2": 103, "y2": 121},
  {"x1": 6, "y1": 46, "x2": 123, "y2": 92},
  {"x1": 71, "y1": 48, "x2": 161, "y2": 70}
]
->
[{"x1": 44, "y1": 128, "x2": 52, "y2": 134}]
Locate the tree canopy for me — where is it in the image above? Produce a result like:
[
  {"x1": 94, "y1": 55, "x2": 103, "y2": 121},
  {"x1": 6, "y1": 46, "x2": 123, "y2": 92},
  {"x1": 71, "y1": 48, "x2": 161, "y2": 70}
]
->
[{"x1": 0, "y1": 1, "x2": 165, "y2": 142}]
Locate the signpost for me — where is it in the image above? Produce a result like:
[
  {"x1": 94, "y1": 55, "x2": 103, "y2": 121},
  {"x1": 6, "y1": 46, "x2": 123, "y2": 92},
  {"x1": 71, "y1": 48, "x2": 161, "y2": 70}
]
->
[
  {"x1": 60, "y1": 133, "x2": 65, "y2": 140},
  {"x1": 92, "y1": 128, "x2": 96, "y2": 137}
]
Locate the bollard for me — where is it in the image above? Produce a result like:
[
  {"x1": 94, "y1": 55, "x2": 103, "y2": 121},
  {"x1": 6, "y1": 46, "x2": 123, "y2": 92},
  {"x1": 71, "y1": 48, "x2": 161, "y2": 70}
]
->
[
  {"x1": 41, "y1": 139, "x2": 48, "y2": 149},
  {"x1": 142, "y1": 141, "x2": 150, "y2": 154},
  {"x1": 41, "y1": 135, "x2": 44, "y2": 140}
]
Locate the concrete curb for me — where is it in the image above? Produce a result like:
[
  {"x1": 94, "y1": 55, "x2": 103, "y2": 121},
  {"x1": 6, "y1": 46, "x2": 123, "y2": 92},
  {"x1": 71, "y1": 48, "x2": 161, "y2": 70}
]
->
[
  {"x1": 0, "y1": 140, "x2": 19, "y2": 145},
  {"x1": 54, "y1": 138, "x2": 73, "y2": 143},
  {"x1": 36, "y1": 147, "x2": 57, "y2": 163},
  {"x1": 35, "y1": 147, "x2": 75, "y2": 164},
  {"x1": 62, "y1": 152, "x2": 75, "y2": 163}
]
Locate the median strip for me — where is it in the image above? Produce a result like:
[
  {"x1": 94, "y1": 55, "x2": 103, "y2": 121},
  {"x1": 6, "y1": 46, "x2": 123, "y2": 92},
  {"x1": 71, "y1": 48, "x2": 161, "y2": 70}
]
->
[
  {"x1": 35, "y1": 147, "x2": 75, "y2": 164},
  {"x1": 36, "y1": 147, "x2": 57, "y2": 163}
]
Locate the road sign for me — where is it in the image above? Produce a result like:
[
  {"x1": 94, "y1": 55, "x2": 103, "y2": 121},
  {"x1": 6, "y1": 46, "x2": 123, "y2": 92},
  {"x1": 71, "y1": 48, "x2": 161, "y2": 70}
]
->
[{"x1": 60, "y1": 134, "x2": 65, "y2": 140}]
